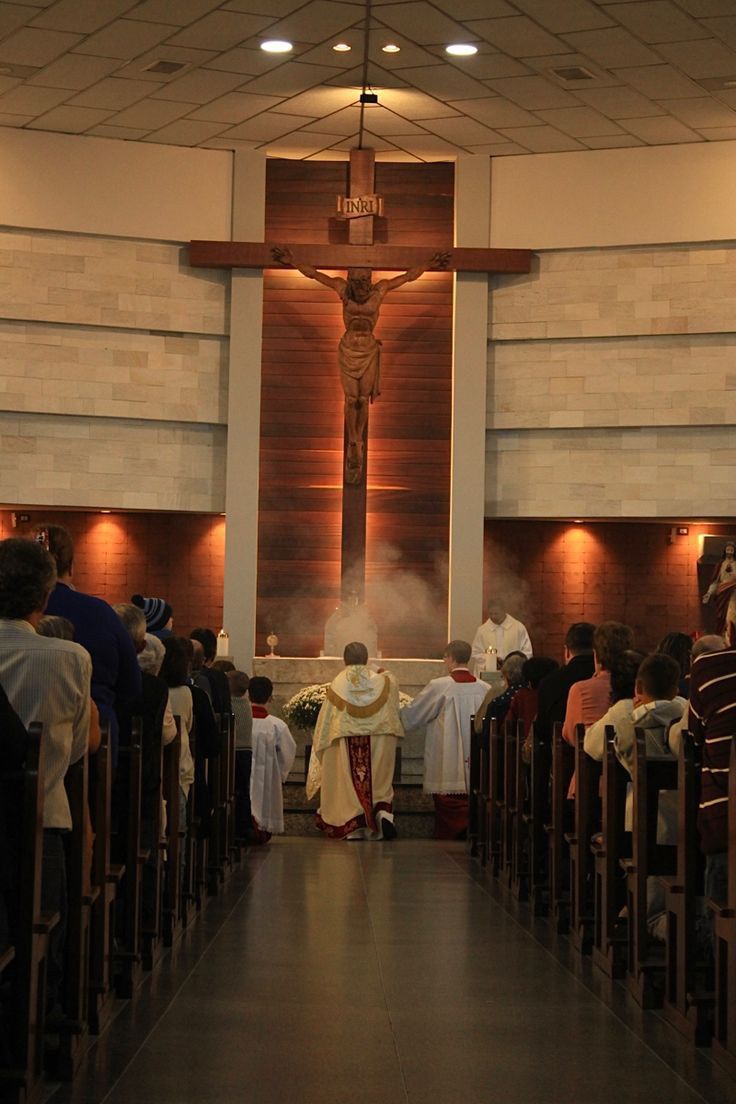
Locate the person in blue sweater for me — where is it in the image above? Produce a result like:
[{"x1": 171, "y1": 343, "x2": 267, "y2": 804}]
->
[{"x1": 33, "y1": 524, "x2": 141, "y2": 766}]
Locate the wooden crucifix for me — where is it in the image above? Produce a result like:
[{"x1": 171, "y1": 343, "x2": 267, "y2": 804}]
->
[{"x1": 189, "y1": 148, "x2": 532, "y2": 602}]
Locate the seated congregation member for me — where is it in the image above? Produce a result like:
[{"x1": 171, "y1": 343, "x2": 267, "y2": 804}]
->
[
  {"x1": 0, "y1": 538, "x2": 92, "y2": 1014},
  {"x1": 657, "y1": 631, "x2": 693, "y2": 698},
  {"x1": 159, "y1": 638, "x2": 196, "y2": 840},
  {"x1": 563, "y1": 621, "x2": 635, "y2": 749},
  {"x1": 309, "y1": 642, "x2": 402, "y2": 841},
  {"x1": 227, "y1": 670, "x2": 253, "y2": 840},
  {"x1": 247, "y1": 677, "x2": 296, "y2": 843},
  {"x1": 0, "y1": 681, "x2": 29, "y2": 949},
  {"x1": 37, "y1": 524, "x2": 141, "y2": 766},
  {"x1": 190, "y1": 628, "x2": 231, "y2": 715},
  {"x1": 535, "y1": 622, "x2": 596, "y2": 748},
  {"x1": 471, "y1": 598, "x2": 532, "y2": 676},
  {"x1": 401, "y1": 640, "x2": 487, "y2": 840},
  {"x1": 582, "y1": 649, "x2": 646, "y2": 762},
  {"x1": 475, "y1": 651, "x2": 527, "y2": 734},
  {"x1": 182, "y1": 638, "x2": 221, "y2": 833},
  {"x1": 131, "y1": 593, "x2": 173, "y2": 640},
  {"x1": 668, "y1": 634, "x2": 727, "y2": 757},
  {"x1": 37, "y1": 614, "x2": 75, "y2": 640}
]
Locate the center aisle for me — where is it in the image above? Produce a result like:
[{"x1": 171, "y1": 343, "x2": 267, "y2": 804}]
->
[{"x1": 94, "y1": 840, "x2": 709, "y2": 1104}]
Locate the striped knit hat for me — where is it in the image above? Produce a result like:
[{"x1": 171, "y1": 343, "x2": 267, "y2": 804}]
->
[{"x1": 131, "y1": 593, "x2": 172, "y2": 633}]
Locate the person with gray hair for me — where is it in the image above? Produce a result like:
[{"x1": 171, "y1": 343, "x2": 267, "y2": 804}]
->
[
  {"x1": 401, "y1": 640, "x2": 488, "y2": 839},
  {"x1": 475, "y1": 650, "x2": 528, "y2": 736}
]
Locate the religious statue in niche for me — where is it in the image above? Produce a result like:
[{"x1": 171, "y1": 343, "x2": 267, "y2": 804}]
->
[
  {"x1": 271, "y1": 247, "x2": 450, "y2": 483},
  {"x1": 702, "y1": 540, "x2": 736, "y2": 636}
]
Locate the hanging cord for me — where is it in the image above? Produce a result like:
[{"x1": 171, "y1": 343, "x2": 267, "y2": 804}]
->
[{"x1": 357, "y1": 0, "x2": 372, "y2": 149}]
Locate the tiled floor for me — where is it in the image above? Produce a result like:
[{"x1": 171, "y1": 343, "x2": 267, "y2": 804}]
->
[{"x1": 51, "y1": 839, "x2": 734, "y2": 1104}]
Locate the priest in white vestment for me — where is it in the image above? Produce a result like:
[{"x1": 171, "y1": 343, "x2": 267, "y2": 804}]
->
[
  {"x1": 308, "y1": 641, "x2": 402, "y2": 840},
  {"x1": 400, "y1": 640, "x2": 488, "y2": 839},
  {"x1": 471, "y1": 600, "x2": 532, "y2": 676}
]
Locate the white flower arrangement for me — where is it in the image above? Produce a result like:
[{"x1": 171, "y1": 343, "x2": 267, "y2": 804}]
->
[{"x1": 282, "y1": 682, "x2": 413, "y2": 730}]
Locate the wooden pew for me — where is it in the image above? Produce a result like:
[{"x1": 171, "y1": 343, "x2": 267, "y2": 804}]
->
[
  {"x1": 566, "y1": 724, "x2": 601, "y2": 956},
  {"x1": 544, "y1": 723, "x2": 575, "y2": 933},
  {"x1": 622, "y1": 729, "x2": 678, "y2": 1009},
  {"x1": 476, "y1": 721, "x2": 491, "y2": 867},
  {"x1": 510, "y1": 720, "x2": 529, "y2": 902},
  {"x1": 591, "y1": 727, "x2": 629, "y2": 980},
  {"x1": 662, "y1": 730, "x2": 712, "y2": 1045},
  {"x1": 502, "y1": 720, "x2": 517, "y2": 888},
  {"x1": 711, "y1": 739, "x2": 736, "y2": 1077},
  {"x1": 140, "y1": 719, "x2": 164, "y2": 972},
  {"x1": 487, "y1": 718, "x2": 504, "y2": 877},
  {"x1": 161, "y1": 725, "x2": 182, "y2": 948},
  {"x1": 114, "y1": 720, "x2": 146, "y2": 998},
  {"x1": 467, "y1": 717, "x2": 481, "y2": 858},
  {"x1": 0, "y1": 724, "x2": 57, "y2": 1104},
  {"x1": 180, "y1": 730, "x2": 198, "y2": 929},
  {"x1": 525, "y1": 727, "x2": 550, "y2": 916},
  {"x1": 88, "y1": 724, "x2": 124, "y2": 1035},
  {"x1": 206, "y1": 729, "x2": 223, "y2": 895},
  {"x1": 218, "y1": 713, "x2": 236, "y2": 873}
]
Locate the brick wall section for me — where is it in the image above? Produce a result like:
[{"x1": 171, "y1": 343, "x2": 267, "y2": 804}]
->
[
  {"x1": 0, "y1": 509, "x2": 225, "y2": 638},
  {"x1": 484, "y1": 519, "x2": 731, "y2": 660}
]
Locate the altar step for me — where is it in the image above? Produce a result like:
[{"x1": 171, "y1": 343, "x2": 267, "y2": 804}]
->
[{"x1": 282, "y1": 780, "x2": 435, "y2": 838}]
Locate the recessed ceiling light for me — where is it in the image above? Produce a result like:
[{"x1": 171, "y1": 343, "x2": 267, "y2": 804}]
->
[
  {"x1": 446, "y1": 43, "x2": 478, "y2": 57},
  {"x1": 382, "y1": 44, "x2": 400, "y2": 53},
  {"x1": 260, "y1": 40, "x2": 293, "y2": 54},
  {"x1": 333, "y1": 42, "x2": 351, "y2": 52}
]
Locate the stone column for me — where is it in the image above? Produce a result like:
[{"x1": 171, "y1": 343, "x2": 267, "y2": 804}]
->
[
  {"x1": 222, "y1": 150, "x2": 266, "y2": 670},
  {"x1": 448, "y1": 155, "x2": 490, "y2": 643}
]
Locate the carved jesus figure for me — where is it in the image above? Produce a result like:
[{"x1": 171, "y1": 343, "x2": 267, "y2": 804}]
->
[{"x1": 272, "y1": 247, "x2": 450, "y2": 483}]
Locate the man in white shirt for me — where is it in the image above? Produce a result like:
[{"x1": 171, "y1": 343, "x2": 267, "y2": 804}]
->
[
  {"x1": 401, "y1": 640, "x2": 488, "y2": 839},
  {"x1": 0, "y1": 537, "x2": 92, "y2": 1012},
  {"x1": 471, "y1": 600, "x2": 533, "y2": 675}
]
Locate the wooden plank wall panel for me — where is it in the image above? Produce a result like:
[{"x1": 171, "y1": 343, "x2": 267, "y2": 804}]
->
[{"x1": 258, "y1": 160, "x2": 454, "y2": 658}]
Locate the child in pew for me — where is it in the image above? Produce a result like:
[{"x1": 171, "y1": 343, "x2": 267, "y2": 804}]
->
[
  {"x1": 247, "y1": 677, "x2": 297, "y2": 843},
  {"x1": 227, "y1": 670, "x2": 253, "y2": 841},
  {"x1": 586, "y1": 652, "x2": 686, "y2": 941}
]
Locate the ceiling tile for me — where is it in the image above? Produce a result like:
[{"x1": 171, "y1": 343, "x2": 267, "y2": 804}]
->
[
  {"x1": 376, "y1": 3, "x2": 478, "y2": 46},
  {"x1": 0, "y1": 83, "x2": 71, "y2": 115},
  {"x1": 716, "y1": 88, "x2": 736, "y2": 108},
  {"x1": 128, "y1": 0, "x2": 223, "y2": 24},
  {"x1": 421, "y1": 115, "x2": 501, "y2": 144},
  {"x1": 0, "y1": 113, "x2": 33, "y2": 127},
  {"x1": 485, "y1": 75, "x2": 581, "y2": 109},
  {"x1": 27, "y1": 104, "x2": 113, "y2": 132},
  {"x1": 225, "y1": 110, "x2": 313, "y2": 140},
  {"x1": 242, "y1": 62, "x2": 343, "y2": 97},
  {"x1": 106, "y1": 97, "x2": 196, "y2": 128},
  {"x1": 270, "y1": 85, "x2": 357, "y2": 116},
  {"x1": 300, "y1": 104, "x2": 361, "y2": 134},
  {"x1": 115, "y1": 45, "x2": 217, "y2": 80},
  {"x1": 329, "y1": 131, "x2": 398, "y2": 152},
  {"x1": 392, "y1": 133, "x2": 464, "y2": 159},
  {"x1": 396, "y1": 64, "x2": 492, "y2": 100},
  {"x1": 204, "y1": 47, "x2": 282, "y2": 75},
  {"x1": 224, "y1": 0, "x2": 306, "y2": 13},
  {"x1": 699, "y1": 125, "x2": 736, "y2": 140},
  {"x1": 291, "y1": 37, "x2": 362, "y2": 68},
  {"x1": 583, "y1": 133, "x2": 644, "y2": 148},
  {"x1": 621, "y1": 115, "x2": 703, "y2": 143},
  {"x1": 574, "y1": 84, "x2": 664, "y2": 117},
  {"x1": 152, "y1": 68, "x2": 247, "y2": 103},
  {"x1": 188, "y1": 91, "x2": 283, "y2": 122},
  {"x1": 465, "y1": 17, "x2": 570, "y2": 58},
  {"x1": 563, "y1": 27, "x2": 662, "y2": 67},
  {"x1": 87, "y1": 124, "x2": 154, "y2": 139},
  {"x1": 265, "y1": 1, "x2": 365, "y2": 45},
  {"x1": 376, "y1": 87, "x2": 461, "y2": 118},
  {"x1": 445, "y1": 53, "x2": 531, "y2": 80},
  {"x1": 143, "y1": 117, "x2": 228, "y2": 143},
  {"x1": 307, "y1": 147, "x2": 352, "y2": 160},
  {"x1": 199, "y1": 136, "x2": 260, "y2": 149},
  {"x1": 0, "y1": 5, "x2": 41, "y2": 38},
  {"x1": 656, "y1": 38, "x2": 736, "y2": 79},
  {"x1": 465, "y1": 141, "x2": 529, "y2": 155},
  {"x1": 659, "y1": 96, "x2": 736, "y2": 127},
  {"x1": 536, "y1": 105, "x2": 626, "y2": 135},
  {"x1": 0, "y1": 27, "x2": 82, "y2": 66},
  {"x1": 525, "y1": 52, "x2": 617, "y2": 86},
  {"x1": 675, "y1": 1, "x2": 735, "y2": 13},
  {"x1": 31, "y1": 0, "x2": 136, "y2": 34},
  {"x1": 326, "y1": 62, "x2": 409, "y2": 90},
  {"x1": 27, "y1": 53, "x2": 121, "y2": 89},
  {"x1": 513, "y1": 0, "x2": 613, "y2": 33},
  {"x1": 0, "y1": 78, "x2": 24, "y2": 97},
  {"x1": 167, "y1": 10, "x2": 276, "y2": 50},
  {"x1": 372, "y1": 149, "x2": 420, "y2": 162},
  {"x1": 616, "y1": 64, "x2": 704, "y2": 98},
  {"x1": 449, "y1": 96, "x2": 538, "y2": 127},
  {"x1": 496, "y1": 124, "x2": 585, "y2": 151},
  {"x1": 267, "y1": 132, "x2": 343, "y2": 156},
  {"x1": 432, "y1": 0, "x2": 516, "y2": 18},
  {"x1": 348, "y1": 104, "x2": 426, "y2": 134},
  {"x1": 69, "y1": 77, "x2": 160, "y2": 111},
  {"x1": 602, "y1": 1, "x2": 710, "y2": 43},
  {"x1": 74, "y1": 20, "x2": 172, "y2": 59},
  {"x1": 702, "y1": 17, "x2": 736, "y2": 49}
]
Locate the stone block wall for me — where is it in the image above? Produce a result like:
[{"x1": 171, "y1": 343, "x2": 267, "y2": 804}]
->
[
  {"x1": 0, "y1": 227, "x2": 228, "y2": 511},
  {"x1": 486, "y1": 242, "x2": 736, "y2": 518}
]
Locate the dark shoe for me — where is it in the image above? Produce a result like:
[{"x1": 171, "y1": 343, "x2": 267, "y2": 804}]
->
[{"x1": 380, "y1": 818, "x2": 398, "y2": 840}]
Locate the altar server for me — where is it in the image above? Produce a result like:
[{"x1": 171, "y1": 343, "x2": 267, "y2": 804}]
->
[
  {"x1": 248, "y1": 676, "x2": 297, "y2": 842},
  {"x1": 471, "y1": 600, "x2": 532, "y2": 675},
  {"x1": 308, "y1": 642, "x2": 402, "y2": 840},
  {"x1": 401, "y1": 640, "x2": 488, "y2": 839}
]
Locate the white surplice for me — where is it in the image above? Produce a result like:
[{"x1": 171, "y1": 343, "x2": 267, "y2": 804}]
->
[
  {"x1": 400, "y1": 671, "x2": 488, "y2": 794},
  {"x1": 250, "y1": 712, "x2": 297, "y2": 835},
  {"x1": 470, "y1": 615, "x2": 533, "y2": 675}
]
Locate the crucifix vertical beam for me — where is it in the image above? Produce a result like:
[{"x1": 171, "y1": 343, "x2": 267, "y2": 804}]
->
[{"x1": 340, "y1": 146, "x2": 375, "y2": 602}]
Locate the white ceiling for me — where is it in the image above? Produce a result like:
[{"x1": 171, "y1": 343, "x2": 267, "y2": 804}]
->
[{"x1": 1, "y1": 0, "x2": 736, "y2": 160}]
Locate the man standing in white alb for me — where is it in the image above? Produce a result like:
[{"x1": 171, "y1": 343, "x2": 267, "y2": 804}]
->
[
  {"x1": 471, "y1": 599, "x2": 532, "y2": 675},
  {"x1": 308, "y1": 641, "x2": 402, "y2": 840},
  {"x1": 400, "y1": 640, "x2": 488, "y2": 840}
]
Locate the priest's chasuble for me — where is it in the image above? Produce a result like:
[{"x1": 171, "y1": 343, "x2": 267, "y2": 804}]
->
[
  {"x1": 308, "y1": 665, "x2": 402, "y2": 840},
  {"x1": 401, "y1": 669, "x2": 488, "y2": 795}
]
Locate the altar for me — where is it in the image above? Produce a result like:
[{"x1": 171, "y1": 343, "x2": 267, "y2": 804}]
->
[{"x1": 251, "y1": 656, "x2": 446, "y2": 781}]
